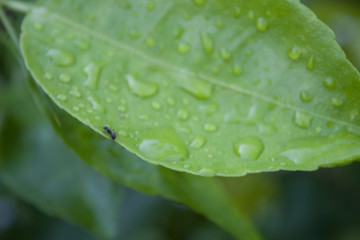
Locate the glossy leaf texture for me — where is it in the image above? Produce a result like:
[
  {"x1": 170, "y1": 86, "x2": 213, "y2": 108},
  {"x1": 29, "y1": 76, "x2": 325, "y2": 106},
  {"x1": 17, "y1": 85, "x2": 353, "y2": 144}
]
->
[
  {"x1": 0, "y1": 81, "x2": 122, "y2": 238},
  {"x1": 20, "y1": 0, "x2": 360, "y2": 176}
]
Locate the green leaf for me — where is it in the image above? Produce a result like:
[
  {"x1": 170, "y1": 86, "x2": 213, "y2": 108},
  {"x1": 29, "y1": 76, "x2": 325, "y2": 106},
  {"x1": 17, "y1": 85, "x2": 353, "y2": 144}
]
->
[
  {"x1": 20, "y1": 0, "x2": 360, "y2": 176},
  {"x1": 0, "y1": 84, "x2": 122, "y2": 239}
]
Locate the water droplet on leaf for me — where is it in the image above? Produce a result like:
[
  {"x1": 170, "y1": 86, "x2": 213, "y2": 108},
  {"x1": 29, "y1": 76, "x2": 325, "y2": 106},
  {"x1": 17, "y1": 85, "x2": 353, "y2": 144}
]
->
[
  {"x1": 200, "y1": 32, "x2": 214, "y2": 55},
  {"x1": 177, "y1": 42, "x2": 190, "y2": 54},
  {"x1": 83, "y1": 62, "x2": 102, "y2": 90},
  {"x1": 59, "y1": 73, "x2": 71, "y2": 83},
  {"x1": 126, "y1": 74, "x2": 158, "y2": 98},
  {"x1": 177, "y1": 109, "x2": 189, "y2": 120},
  {"x1": 323, "y1": 77, "x2": 336, "y2": 90},
  {"x1": 46, "y1": 49, "x2": 75, "y2": 67},
  {"x1": 233, "y1": 137, "x2": 264, "y2": 160},
  {"x1": 138, "y1": 127, "x2": 188, "y2": 161},
  {"x1": 180, "y1": 77, "x2": 213, "y2": 99},
  {"x1": 288, "y1": 47, "x2": 302, "y2": 60},
  {"x1": 203, "y1": 123, "x2": 217, "y2": 132},
  {"x1": 294, "y1": 111, "x2": 312, "y2": 129},
  {"x1": 190, "y1": 135, "x2": 206, "y2": 149},
  {"x1": 256, "y1": 17, "x2": 268, "y2": 32},
  {"x1": 87, "y1": 95, "x2": 106, "y2": 113}
]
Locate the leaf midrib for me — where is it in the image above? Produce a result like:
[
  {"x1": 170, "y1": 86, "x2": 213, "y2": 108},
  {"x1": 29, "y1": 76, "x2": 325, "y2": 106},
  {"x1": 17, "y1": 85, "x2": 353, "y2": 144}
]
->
[{"x1": 29, "y1": 7, "x2": 360, "y2": 131}]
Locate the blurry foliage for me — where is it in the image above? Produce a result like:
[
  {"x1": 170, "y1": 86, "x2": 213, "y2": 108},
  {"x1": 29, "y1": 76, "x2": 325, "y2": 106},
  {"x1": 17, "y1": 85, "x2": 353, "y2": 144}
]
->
[{"x1": 1, "y1": 0, "x2": 360, "y2": 239}]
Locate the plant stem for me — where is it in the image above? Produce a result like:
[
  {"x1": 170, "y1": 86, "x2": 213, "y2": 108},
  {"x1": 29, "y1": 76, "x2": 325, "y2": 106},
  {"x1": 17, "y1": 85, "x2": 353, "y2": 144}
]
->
[
  {"x1": 0, "y1": 6, "x2": 19, "y2": 51},
  {"x1": 0, "y1": 0, "x2": 33, "y2": 13}
]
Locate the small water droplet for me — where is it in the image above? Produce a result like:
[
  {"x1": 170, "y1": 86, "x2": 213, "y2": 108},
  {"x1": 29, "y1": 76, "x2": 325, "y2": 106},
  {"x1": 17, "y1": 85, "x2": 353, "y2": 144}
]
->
[
  {"x1": 223, "y1": 109, "x2": 242, "y2": 124},
  {"x1": 200, "y1": 32, "x2": 214, "y2": 55},
  {"x1": 203, "y1": 123, "x2": 217, "y2": 132},
  {"x1": 118, "y1": 130, "x2": 129, "y2": 137},
  {"x1": 307, "y1": 55, "x2": 315, "y2": 70},
  {"x1": 126, "y1": 74, "x2": 158, "y2": 98},
  {"x1": 83, "y1": 62, "x2": 102, "y2": 89},
  {"x1": 139, "y1": 114, "x2": 150, "y2": 121},
  {"x1": 199, "y1": 103, "x2": 218, "y2": 115},
  {"x1": 180, "y1": 77, "x2": 213, "y2": 99},
  {"x1": 167, "y1": 97, "x2": 175, "y2": 106},
  {"x1": 182, "y1": 98, "x2": 190, "y2": 105},
  {"x1": 177, "y1": 42, "x2": 190, "y2": 54},
  {"x1": 233, "y1": 137, "x2": 264, "y2": 160},
  {"x1": 69, "y1": 86, "x2": 81, "y2": 98},
  {"x1": 234, "y1": 7, "x2": 242, "y2": 18},
  {"x1": 56, "y1": 94, "x2": 67, "y2": 101},
  {"x1": 46, "y1": 49, "x2": 75, "y2": 67},
  {"x1": 177, "y1": 109, "x2": 189, "y2": 120},
  {"x1": 198, "y1": 168, "x2": 216, "y2": 177},
  {"x1": 138, "y1": 127, "x2": 188, "y2": 161},
  {"x1": 232, "y1": 64, "x2": 243, "y2": 75},
  {"x1": 33, "y1": 22, "x2": 43, "y2": 31},
  {"x1": 294, "y1": 111, "x2": 312, "y2": 129},
  {"x1": 118, "y1": 105, "x2": 127, "y2": 112},
  {"x1": 300, "y1": 90, "x2": 311, "y2": 102},
  {"x1": 288, "y1": 47, "x2": 302, "y2": 60},
  {"x1": 43, "y1": 72, "x2": 53, "y2": 80},
  {"x1": 59, "y1": 73, "x2": 71, "y2": 83},
  {"x1": 220, "y1": 48, "x2": 231, "y2": 61},
  {"x1": 72, "y1": 106, "x2": 79, "y2": 112},
  {"x1": 146, "y1": 37, "x2": 156, "y2": 47},
  {"x1": 174, "y1": 27, "x2": 184, "y2": 39},
  {"x1": 147, "y1": 0, "x2": 155, "y2": 11},
  {"x1": 331, "y1": 97, "x2": 343, "y2": 107},
  {"x1": 192, "y1": 0, "x2": 206, "y2": 6},
  {"x1": 152, "y1": 101, "x2": 161, "y2": 110},
  {"x1": 215, "y1": 19, "x2": 223, "y2": 28},
  {"x1": 256, "y1": 17, "x2": 268, "y2": 32},
  {"x1": 190, "y1": 135, "x2": 206, "y2": 149},
  {"x1": 87, "y1": 96, "x2": 106, "y2": 113},
  {"x1": 247, "y1": 10, "x2": 255, "y2": 19},
  {"x1": 129, "y1": 30, "x2": 141, "y2": 39},
  {"x1": 323, "y1": 77, "x2": 336, "y2": 90},
  {"x1": 108, "y1": 84, "x2": 118, "y2": 92},
  {"x1": 74, "y1": 39, "x2": 90, "y2": 51}
]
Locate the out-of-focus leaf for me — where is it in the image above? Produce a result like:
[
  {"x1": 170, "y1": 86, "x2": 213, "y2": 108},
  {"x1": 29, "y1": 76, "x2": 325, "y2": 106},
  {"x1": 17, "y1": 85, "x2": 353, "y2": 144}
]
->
[
  {"x1": 0, "y1": 82, "x2": 122, "y2": 239},
  {"x1": 21, "y1": 0, "x2": 360, "y2": 176}
]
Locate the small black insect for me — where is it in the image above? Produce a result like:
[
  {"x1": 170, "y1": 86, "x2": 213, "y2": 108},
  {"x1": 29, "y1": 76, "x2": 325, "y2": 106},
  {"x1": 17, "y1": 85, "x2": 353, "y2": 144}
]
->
[{"x1": 103, "y1": 126, "x2": 116, "y2": 140}]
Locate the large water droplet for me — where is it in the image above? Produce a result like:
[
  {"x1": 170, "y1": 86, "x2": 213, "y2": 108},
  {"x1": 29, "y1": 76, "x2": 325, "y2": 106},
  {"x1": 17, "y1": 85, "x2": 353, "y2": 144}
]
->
[
  {"x1": 126, "y1": 74, "x2": 158, "y2": 98},
  {"x1": 177, "y1": 42, "x2": 190, "y2": 54},
  {"x1": 177, "y1": 109, "x2": 189, "y2": 120},
  {"x1": 294, "y1": 111, "x2": 312, "y2": 129},
  {"x1": 147, "y1": 0, "x2": 155, "y2": 11},
  {"x1": 56, "y1": 94, "x2": 67, "y2": 101},
  {"x1": 43, "y1": 72, "x2": 53, "y2": 80},
  {"x1": 307, "y1": 55, "x2": 315, "y2": 70},
  {"x1": 46, "y1": 49, "x2": 75, "y2": 67},
  {"x1": 203, "y1": 123, "x2": 217, "y2": 132},
  {"x1": 220, "y1": 48, "x2": 232, "y2": 61},
  {"x1": 288, "y1": 47, "x2": 301, "y2": 60},
  {"x1": 200, "y1": 32, "x2": 214, "y2": 55},
  {"x1": 87, "y1": 96, "x2": 106, "y2": 113},
  {"x1": 199, "y1": 103, "x2": 218, "y2": 115},
  {"x1": 190, "y1": 135, "x2": 206, "y2": 149},
  {"x1": 83, "y1": 62, "x2": 102, "y2": 90},
  {"x1": 247, "y1": 10, "x2": 255, "y2": 19},
  {"x1": 331, "y1": 97, "x2": 343, "y2": 107},
  {"x1": 146, "y1": 37, "x2": 156, "y2": 47},
  {"x1": 300, "y1": 90, "x2": 311, "y2": 102},
  {"x1": 234, "y1": 7, "x2": 242, "y2": 18},
  {"x1": 69, "y1": 86, "x2": 81, "y2": 98},
  {"x1": 256, "y1": 17, "x2": 268, "y2": 32},
  {"x1": 192, "y1": 0, "x2": 206, "y2": 6},
  {"x1": 323, "y1": 77, "x2": 336, "y2": 90},
  {"x1": 152, "y1": 101, "x2": 161, "y2": 110},
  {"x1": 180, "y1": 77, "x2": 213, "y2": 99},
  {"x1": 138, "y1": 127, "x2": 188, "y2": 161},
  {"x1": 232, "y1": 63, "x2": 243, "y2": 75},
  {"x1": 59, "y1": 73, "x2": 72, "y2": 83},
  {"x1": 233, "y1": 137, "x2": 264, "y2": 160}
]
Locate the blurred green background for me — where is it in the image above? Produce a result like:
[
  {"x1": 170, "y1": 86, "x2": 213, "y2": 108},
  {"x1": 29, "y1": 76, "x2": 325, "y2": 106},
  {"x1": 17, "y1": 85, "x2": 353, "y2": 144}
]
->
[{"x1": 1, "y1": 0, "x2": 360, "y2": 239}]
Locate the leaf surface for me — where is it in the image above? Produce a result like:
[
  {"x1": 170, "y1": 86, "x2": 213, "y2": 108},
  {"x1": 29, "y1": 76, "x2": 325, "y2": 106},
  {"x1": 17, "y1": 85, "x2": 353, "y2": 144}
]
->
[{"x1": 20, "y1": 0, "x2": 360, "y2": 176}]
